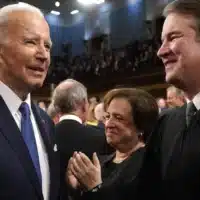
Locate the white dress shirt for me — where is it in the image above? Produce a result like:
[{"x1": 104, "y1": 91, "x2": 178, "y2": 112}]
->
[
  {"x1": 59, "y1": 114, "x2": 82, "y2": 124},
  {"x1": 192, "y1": 92, "x2": 200, "y2": 110},
  {"x1": 0, "y1": 81, "x2": 50, "y2": 200}
]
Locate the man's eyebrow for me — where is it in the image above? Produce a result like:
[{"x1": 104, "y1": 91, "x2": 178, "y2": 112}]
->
[
  {"x1": 161, "y1": 31, "x2": 182, "y2": 41},
  {"x1": 23, "y1": 31, "x2": 52, "y2": 47}
]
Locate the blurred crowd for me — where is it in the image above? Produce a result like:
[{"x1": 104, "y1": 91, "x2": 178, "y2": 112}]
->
[{"x1": 47, "y1": 38, "x2": 162, "y2": 84}]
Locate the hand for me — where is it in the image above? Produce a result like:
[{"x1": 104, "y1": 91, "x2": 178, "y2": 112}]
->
[
  {"x1": 66, "y1": 157, "x2": 80, "y2": 189},
  {"x1": 70, "y1": 152, "x2": 102, "y2": 190}
]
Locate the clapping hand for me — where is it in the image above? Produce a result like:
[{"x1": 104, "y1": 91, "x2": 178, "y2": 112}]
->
[{"x1": 67, "y1": 151, "x2": 102, "y2": 190}]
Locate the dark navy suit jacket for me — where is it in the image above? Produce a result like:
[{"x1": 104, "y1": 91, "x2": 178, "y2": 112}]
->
[{"x1": 0, "y1": 96, "x2": 60, "y2": 200}]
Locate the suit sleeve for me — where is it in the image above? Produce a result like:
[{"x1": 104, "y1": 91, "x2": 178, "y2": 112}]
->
[{"x1": 135, "y1": 116, "x2": 165, "y2": 199}]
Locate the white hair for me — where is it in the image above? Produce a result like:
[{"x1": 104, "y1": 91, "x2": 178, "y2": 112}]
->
[
  {"x1": 0, "y1": 3, "x2": 44, "y2": 44},
  {"x1": 52, "y1": 79, "x2": 88, "y2": 114},
  {"x1": 0, "y1": 3, "x2": 44, "y2": 24}
]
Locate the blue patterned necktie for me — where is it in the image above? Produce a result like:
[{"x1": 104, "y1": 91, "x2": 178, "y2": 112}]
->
[{"x1": 19, "y1": 102, "x2": 42, "y2": 185}]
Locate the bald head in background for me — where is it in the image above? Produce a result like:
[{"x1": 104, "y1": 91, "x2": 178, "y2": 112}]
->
[{"x1": 52, "y1": 79, "x2": 89, "y2": 123}]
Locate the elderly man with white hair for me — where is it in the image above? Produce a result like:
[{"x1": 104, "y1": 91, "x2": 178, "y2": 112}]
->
[{"x1": 0, "y1": 3, "x2": 60, "y2": 200}]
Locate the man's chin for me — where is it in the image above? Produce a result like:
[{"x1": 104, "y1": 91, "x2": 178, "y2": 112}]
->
[
  {"x1": 166, "y1": 75, "x2": 184, "y2": 90},
  {"x1": 29, "y1": 81, "x2": 44, "y2": 91},
  {"x1": 165, "y1": 73, "x2": 177, "y2": 84}
]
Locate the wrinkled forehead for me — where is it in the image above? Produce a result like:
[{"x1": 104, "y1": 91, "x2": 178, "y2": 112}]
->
[{"x1": 7, "y1": 10, "x2": 50, "y2": 37}]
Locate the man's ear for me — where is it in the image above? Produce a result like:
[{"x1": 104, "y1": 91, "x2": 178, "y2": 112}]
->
[{"x1": 81, "y1": 99, "x2": 87, "y2": 113}]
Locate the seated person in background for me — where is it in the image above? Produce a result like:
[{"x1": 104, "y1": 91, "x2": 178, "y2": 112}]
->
[
  {"x1": 89, "y1": 96, "x2": 100, "y2": 105},
  {"x1": 166, "y1": 85, "x2": 186, "y2": 108},
  {"x1": 38, "y1": 100, "x2": 47, "y2": 111},
  {"x1": 94, "y1": 102, "x2": 105, "y2": 122},
  {"x1": 156, "y1": 97, "x2": 168, "y2": 113},
  {"x1": 91, "y1": 102, "x2": 105, "y2": 131},
  {"x1": 85, "y1": 101, "x2": 105, "y2": 132},
  {"x1": 85, "y1": 102, "x2": 98, "y2": 127},
  {"x1": 66, "y1": 88, "x2": 159, "y2": 200}
]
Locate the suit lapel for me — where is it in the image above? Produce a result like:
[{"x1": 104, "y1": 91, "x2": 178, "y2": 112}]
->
[
  {"x1": 0, "y1": 96, "x2": 43, "y2": 199},
  {"x1": 32, "y1": 103, "x2": 59, "y2": 200},
  {"x1": 162, "y1": 105, "x2": 187, "y2": 177},
  {"x1": 31, "y1": 103, "x2": 52, "y2": 151}
]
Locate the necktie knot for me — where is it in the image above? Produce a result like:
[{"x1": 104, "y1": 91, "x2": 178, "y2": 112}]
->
[
  {"x1": 19, "y1": 102, "x2": 30, "y2": 118},
  {"x1": 186, "y1": 101, "x2": 197, "y2": 126}
]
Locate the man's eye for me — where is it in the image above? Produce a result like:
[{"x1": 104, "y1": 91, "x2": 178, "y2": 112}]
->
[
  {"x1": 45, "y1": 44, "x2": 51, "y2": 50},
  {"x1": 25, "y1": 40, "x2": 36, "y2": 45},
  {"x1": 104, "y1": 115, "x2": 110, "y2": 120},
  {"x1": 170, "y1": 35, "x2": 181, "y2": 41},
  {"x1": 116, "y1": 116, "x2": 123, "y2": 121}
]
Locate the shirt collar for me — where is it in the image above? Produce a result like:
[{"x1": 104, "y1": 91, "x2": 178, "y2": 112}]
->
[
  {"x1": 59, "y1": 114, "x2": 82, "y2": 124},
  {"x1": 192, "y1": 92, "x2": 200, "y2": 110},
  {"x1": 0, "y1": 81, "x2": 31, "y2": 115}
]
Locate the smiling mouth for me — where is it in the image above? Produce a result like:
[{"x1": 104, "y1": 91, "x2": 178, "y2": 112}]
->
[
  {"x1": 106, "y1": 131, "x2": 117, "y2": 135},
  {"x1": 27, "y1": 66, "x2": 45, "y2": 72},
  {"x1": 164, "y1": 60, "x2": 176, "y2": 65}
]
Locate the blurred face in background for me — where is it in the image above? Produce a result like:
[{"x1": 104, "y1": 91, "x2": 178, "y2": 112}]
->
[
  {"x1": 157, "y1": 98, "x2": 167, "y2": 109},
  {"x1": 94, "y1": 103, "x2": 105, "y2": 122},
  {"x1": 167, "y1": 90, "x2": 185, "y2": 108},
  {"x1": 104, "y1": 97, "x2": 138, "y2": 150},
  {"x1": 89, "y1": 97, "x2": 98, "y2": 105},
  {"x1": 38, "y1": 101, "x2": 47, "y2": 111}
]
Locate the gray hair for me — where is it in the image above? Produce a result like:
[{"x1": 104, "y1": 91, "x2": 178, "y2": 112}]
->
[
  {"x1": 47, "y1": 103, "x2": 59, "y2": 119},
  {"x1": 167, "y1": 85, "x2": 184, "y2": 97},
  {"x1": 52, "y1": 79, "x2": 88, "y2": 114},
  {"x1": 0, "y1": 3, "x2": 44, "y2": 44}
]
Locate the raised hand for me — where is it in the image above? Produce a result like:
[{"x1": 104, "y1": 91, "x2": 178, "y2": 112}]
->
[
  {"x1": 66, "y1": 156, "x2": 80, "y2": 189},
  {"x1": 70, "y1": 152, "x2": 102, "y2": 190}
]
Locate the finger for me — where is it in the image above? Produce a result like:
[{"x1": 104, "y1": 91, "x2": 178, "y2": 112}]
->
[
  {"x1": 92, "y1": 152, "x2": 100, "y2": 168},
  {"x1": 79, "y1": 152, "x2": 93, "y2": 166},
  {"x1": 73, "y1": 151, "x2": 78, "y2": 158},
  {"x1": 67, "y1": 157, "x2": 73, "y2": 168},
  {"x1": 74, "y1": 152, "x2": 88, "y2": 170},
  {"x1": 67, "y1": 157, "x2": 74, "y2": 175},
  {"x1": 70, "y1": 159, "x2": 79, "y2": 177},
  {"x1": 72, "y1": 157, "x2": 82, "y2": 173}
]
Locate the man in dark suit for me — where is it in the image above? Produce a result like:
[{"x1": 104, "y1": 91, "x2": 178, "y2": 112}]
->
[
  {"x1": 137, "y1": 0, "x2": 200, "y2": 199},
  {"x1": 0, "y1": 3, "x2": 60, "y2": 200},
  {"x1": 52, "y1": 79, "x2": 113, "y2": 199}
]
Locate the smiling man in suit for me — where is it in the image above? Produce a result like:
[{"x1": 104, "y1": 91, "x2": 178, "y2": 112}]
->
[
  {"x1": 136, "y1": 0, "x2": 200, "y2": 199},
  {"x1": 0, "y1": 3, "x2": 60, "y2": 200}
]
